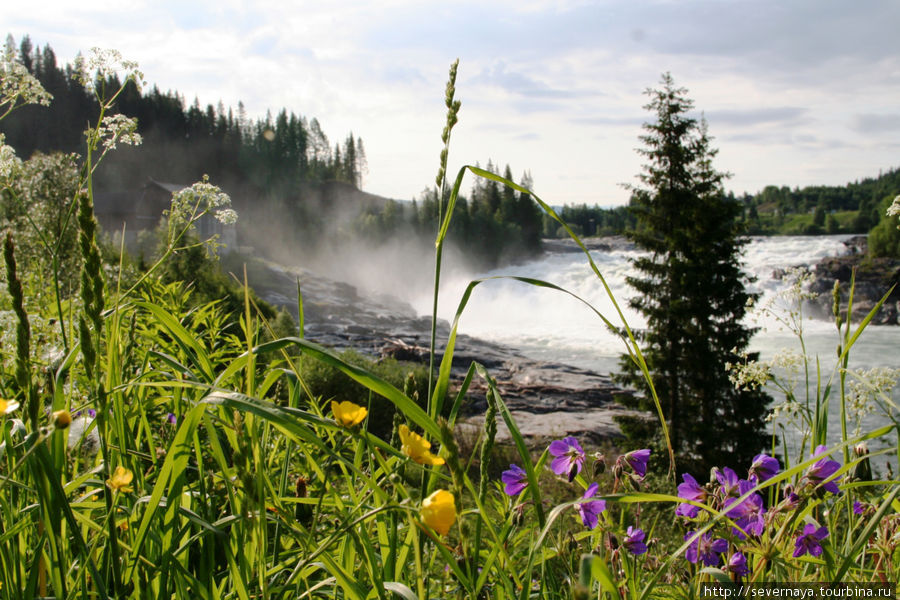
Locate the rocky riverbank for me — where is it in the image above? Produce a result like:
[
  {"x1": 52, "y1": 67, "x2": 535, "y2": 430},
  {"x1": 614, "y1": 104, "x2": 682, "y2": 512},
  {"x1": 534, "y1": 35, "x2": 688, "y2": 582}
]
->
[
  {"x1": 240, "y1": 256, "x2": 639, "y2": 446},
  {"x1": 804, "y1": 236, "x2": 900, "y2": 325}
]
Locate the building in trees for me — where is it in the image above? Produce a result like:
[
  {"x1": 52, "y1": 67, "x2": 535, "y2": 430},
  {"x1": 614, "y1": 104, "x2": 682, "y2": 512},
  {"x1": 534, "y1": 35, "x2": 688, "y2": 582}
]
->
[{"x1": 617, "y1": 74, "x2": 771, "y2": 473}]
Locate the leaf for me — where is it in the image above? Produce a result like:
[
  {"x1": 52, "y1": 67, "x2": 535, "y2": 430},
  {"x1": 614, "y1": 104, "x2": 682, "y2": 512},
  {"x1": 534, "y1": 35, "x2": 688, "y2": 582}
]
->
[{"x1": 383, "y1": 582, "x2": 418, "y2": 600}]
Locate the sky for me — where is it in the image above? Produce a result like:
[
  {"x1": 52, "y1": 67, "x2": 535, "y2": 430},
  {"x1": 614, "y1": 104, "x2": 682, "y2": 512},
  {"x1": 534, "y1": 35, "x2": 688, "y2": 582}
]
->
[{"x1": 4, "y1": 0, "x2": 900, "y2": 206}]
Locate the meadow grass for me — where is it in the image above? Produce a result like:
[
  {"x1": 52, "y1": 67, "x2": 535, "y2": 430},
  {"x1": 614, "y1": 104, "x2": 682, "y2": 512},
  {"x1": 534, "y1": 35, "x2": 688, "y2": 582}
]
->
[{"x1": 0, "y1": 52, "x2": 898, "y2": 599}]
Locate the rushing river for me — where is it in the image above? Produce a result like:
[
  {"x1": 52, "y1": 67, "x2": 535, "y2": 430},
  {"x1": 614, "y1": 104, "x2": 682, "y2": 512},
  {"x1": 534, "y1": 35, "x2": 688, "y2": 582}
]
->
[{"x1": 409, "y1": 235, "x2": 899, "y2": 466}]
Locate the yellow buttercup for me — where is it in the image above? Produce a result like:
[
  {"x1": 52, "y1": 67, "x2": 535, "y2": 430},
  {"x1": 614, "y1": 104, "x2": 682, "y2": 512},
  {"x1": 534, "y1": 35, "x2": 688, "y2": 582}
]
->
[
  {"x1": 331, "y1": 400, "x2": 367, "y2": 427},
  {"x1": 399, "y1": 424, "x2": 444, "y2": 465},
  {"x1": 420, "y1": 489, "x2": 456, "y2": 536}
]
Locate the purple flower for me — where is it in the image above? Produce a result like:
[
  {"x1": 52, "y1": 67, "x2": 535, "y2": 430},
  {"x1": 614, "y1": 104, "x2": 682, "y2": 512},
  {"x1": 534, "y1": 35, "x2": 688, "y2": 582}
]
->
[
  {"x1": 676, "y1": 473, "x2": 707, "y2": 518},
  {"x1": 684, "y1": 531, "x2": 728, "y2": 566},
  {"x1": 726, "y1": 552, "x2": 750, "y2": 577},
  {"x1": 748, "y1": 453, "x2": 780, "y2": 483},
  {"x1": 804, "y1": 445, "x2": 841, "y2": 495},
  {"x1": 853, "y1": 501, "x2": 865, "y2": 515},
  {"x1": 793, "y1": 523, "x2": 829, "y2": 558},
  {"x1": 623, "y1": 526, "x2": 648, "y2": 555},
  {"x1": 732, "y1": 481, "x2": 766, "y2": 539},
  {"x1": 715, "y1": 467, "x2": 742, "y2": 498},
  {"x1": 549, "y1": 437, "x2": 585, "y2": 482},
  {"x1": 623, "y1": 448, "x2": 651, "y2": 479},
  {"x1": 576, "y1": 483, "x2": 606, "y2": 530},
  {"x1": 782, "y1": 490, "x2": 802, "y2": 511},
  {"x1": 166, "y1": 412, "x2": 177, "y2": 425},
  {"x1": 501, "y1": 464, "x2": 528, "y2": 496}
]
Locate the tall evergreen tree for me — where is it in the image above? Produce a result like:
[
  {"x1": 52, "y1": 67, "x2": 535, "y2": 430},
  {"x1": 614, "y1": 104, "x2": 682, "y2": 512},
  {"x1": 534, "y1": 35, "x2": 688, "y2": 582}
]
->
[{"x1": 618, "y1": 74, "x2": 770, "y2": 473}]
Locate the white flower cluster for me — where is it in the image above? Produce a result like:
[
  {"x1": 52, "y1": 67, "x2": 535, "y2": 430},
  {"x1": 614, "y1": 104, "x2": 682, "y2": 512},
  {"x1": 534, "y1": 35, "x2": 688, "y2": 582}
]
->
[
  {"x1": 96, "y1": 114, "x2": 142, "y2": 151},
  {"x1": 888, "y1": 195, "x2": 900, "y2": 229},
  {"x1": 845, "y1": 367, "x2": 900, "y2": 434},
  {"x1": 725, "y1": 352, "x2": 770, "y2": 390},
  {"x1": 1, "y1": 47, "x2": 52, "y2": 113},
  {"x1": 73, "y1": 48, "x2": 144, "y2": 94},
  {"x1": 765, "y1": 399, "x2": 804, "y2": 424},
  {"x1": 214, "y1": 208, "x2": 238, "y2": 226},
  {"x1": 0, "y1": 133, "x2": 22, "y2": 180},
  {"x1": 166, "y1": 175, "x2": 237, "y2": 234}
]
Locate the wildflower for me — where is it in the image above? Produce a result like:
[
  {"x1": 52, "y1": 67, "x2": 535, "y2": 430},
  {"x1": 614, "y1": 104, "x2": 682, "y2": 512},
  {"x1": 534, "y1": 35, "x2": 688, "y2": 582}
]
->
[
  {"x1": 804, "y1": 445, "x2": 841, "y2": 495},
  {"x1": 420, "y1": 489, "x2": 456, "y2": 535},
  {"x1": 793, "y1": 523, "x2": 829, "y2": 558},
  {"x1": 853, "y1": 501, "x2": 864, "y2": 515},
  {"x1": 0, "y1": 398, "x2": 20, "y2": 415},
  {"x1": 781, "y1": 490, "x2": 802, "y2": 511},
  {"x1": 684, "y1": 531, "x2": 728, "y2": 566},
  {"x1": 106, "y1": 466, "x2": 134, "y2": 493},
  {"x1": 732, "y1": 481, "x2": 766, "y2": 539},
  {"x1": 715, "y1": 466, "x2": 742, "y2": 499},
  {"x1": 399, "y1": 424, "x2": 444, "y2": 465},
  {"x1": 575, "y1": 483, "x2": 606, "y2": 530},
  {"x1": 676, "y1": 472, "x2": 707, "y2": 518},
  {"x1": 887, "y1": 195, "x2": 900, "y2": 220},
  {"x1": 726, "y1": 551, "x2": 750, "y2": 577},
  {"x1": 622, "y1": 448, "x2": 651, "y2": 479},
  {"x1": 501, "y1": 464, "x2": 528, "y2": 496},
  {"x1": 748, "y1": 453, "x2": 780, "y2": 483},
  {"x1": 96, "y1": 114, "x2": 142, "y2": 152},
  {"x1": 166, "y1": 413, "x2": 177, "y2": 425},
  {"x1": 51, "y1": 409, "x2": 72, "y2": 430},
  {"x1": 623, "y1": 526, "x2": 648, "y2": 555},
  {"x1": 331, "y1": 400, "x2": 367, "y2": 428},
  {"x1": 549, "y1": 436, "x2": 585, "y2": 482}
]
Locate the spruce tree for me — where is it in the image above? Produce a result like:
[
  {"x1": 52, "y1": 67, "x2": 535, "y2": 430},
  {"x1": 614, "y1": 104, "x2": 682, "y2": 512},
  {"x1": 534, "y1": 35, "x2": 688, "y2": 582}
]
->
[{"x1": 618, "y1": 73, "x2": 771, "y2": 473}]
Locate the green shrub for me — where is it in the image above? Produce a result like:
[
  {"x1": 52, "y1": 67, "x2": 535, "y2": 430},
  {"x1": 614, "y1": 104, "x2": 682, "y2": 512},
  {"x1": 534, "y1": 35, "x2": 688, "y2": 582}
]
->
[{"x1": 297, "y1": 348, "x2": 430, "y2": 438}]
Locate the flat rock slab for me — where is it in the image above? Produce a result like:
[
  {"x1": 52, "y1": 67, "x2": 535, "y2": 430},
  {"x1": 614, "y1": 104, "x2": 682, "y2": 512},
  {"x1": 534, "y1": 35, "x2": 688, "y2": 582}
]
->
[
  {"x1": 245, "y1": 256, "x2": 642, "y2": 444},
  {"x1": 459, "y1": 406, "x2": 643, "y2": 447}
]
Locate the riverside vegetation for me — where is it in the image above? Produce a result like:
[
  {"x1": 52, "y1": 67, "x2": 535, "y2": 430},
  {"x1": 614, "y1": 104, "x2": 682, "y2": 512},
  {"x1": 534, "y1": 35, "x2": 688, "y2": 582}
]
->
[{"x1": 1, "y1": 46, "x2": 899, "y2": 600}]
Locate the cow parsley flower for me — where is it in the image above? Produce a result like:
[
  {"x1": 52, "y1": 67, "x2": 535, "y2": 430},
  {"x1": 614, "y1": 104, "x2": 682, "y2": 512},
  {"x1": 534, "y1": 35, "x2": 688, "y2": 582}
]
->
[{"x1": 96, "y1": 114, "x2": 142, "y2": 152}]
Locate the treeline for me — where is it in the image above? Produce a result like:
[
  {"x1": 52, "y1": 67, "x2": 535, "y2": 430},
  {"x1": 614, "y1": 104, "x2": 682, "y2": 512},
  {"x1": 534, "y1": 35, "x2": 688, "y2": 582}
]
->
[
  {"x1": 353, "y1": 161, "x2": 543, "y2": 267},
  {"x1": 1, "y1": 36, "x2": 367, "y2": 196},
  {"x1": 542, "y1": 168, "x2": 900, "y2": 258}
]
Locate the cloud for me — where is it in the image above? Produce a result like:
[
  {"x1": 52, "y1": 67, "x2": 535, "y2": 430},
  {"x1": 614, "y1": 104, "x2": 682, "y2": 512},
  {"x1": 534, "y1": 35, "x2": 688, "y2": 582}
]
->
[
  {"x1": 705, "y1": 107, "x2": 809, "y2": 127},
  {"x1": 472, "y1": 61, "x2": 603, "y2": 100},
  {"x1": 852, "y1": 113, "x2": 900, "y2": 134}
]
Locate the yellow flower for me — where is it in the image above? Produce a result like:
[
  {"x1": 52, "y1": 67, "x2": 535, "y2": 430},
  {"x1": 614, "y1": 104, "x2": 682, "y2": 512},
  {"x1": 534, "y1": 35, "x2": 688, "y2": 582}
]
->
[
  {"x1": 399, "y1": 424, "x2": 444, "y2": 465},
  {"x1": 52, "y1": 409, "x2": 72, "y2": 429},
  {"x1": 331, "y1": 400, "x2": 367, "y2": 427},
  {"x1": 0, "y1": 398, "x2": 20, "y2": 415},
  {"x1": 420, "y1": 489, "x2": 457, "y2": 536},
  {"x1": 106, "y1": 466, "x2": 134, "y2": 493}
]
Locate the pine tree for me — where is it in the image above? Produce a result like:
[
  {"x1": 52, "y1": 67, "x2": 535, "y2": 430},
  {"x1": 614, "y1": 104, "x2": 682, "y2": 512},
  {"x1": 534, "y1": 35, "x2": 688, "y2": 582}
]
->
[{"x1": 618, "y1": 74, "x2": 770, "y2": 473}]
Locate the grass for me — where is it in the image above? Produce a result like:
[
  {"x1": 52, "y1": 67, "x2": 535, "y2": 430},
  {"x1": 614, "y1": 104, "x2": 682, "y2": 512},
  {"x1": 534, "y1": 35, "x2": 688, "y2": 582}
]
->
[{"x1": 0, "y1": 52, "x2": 898, "y2": 599}]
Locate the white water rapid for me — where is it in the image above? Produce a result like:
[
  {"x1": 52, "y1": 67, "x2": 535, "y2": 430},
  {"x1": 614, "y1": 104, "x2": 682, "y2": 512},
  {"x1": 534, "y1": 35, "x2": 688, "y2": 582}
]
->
[{"x1": 408, "y1": 235, "x2": 899, "y2": 466}]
